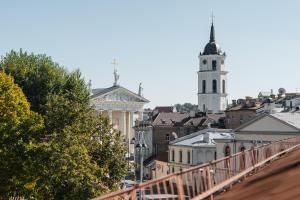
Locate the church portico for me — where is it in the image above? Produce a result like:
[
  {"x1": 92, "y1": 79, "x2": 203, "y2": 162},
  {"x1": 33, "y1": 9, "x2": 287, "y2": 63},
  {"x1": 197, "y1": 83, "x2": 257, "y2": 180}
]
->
[{"x1": 90, "y1": 66, "x2": 149, "y2": 155}]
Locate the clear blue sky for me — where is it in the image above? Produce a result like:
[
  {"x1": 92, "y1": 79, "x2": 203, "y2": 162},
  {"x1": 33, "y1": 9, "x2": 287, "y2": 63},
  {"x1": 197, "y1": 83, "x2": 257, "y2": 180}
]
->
[{"x1": 1, "y1": 0, "x2": 300, "y2": 108}]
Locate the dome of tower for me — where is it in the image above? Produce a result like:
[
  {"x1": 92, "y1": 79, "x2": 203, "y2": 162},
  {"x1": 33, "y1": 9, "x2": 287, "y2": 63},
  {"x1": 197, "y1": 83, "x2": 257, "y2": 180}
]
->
[
  {"x1": 202, "y1": 22, "x2": 222, "y2": 55},
  {"x1": 203, "y1": 42, "x2": 222, "y2": 55}
]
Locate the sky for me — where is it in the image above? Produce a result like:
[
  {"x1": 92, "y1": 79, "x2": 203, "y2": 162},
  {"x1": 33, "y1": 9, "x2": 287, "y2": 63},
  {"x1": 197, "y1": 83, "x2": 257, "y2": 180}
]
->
[{"x1": 1, "y1": 0, "x2": 300, "y2": 108}]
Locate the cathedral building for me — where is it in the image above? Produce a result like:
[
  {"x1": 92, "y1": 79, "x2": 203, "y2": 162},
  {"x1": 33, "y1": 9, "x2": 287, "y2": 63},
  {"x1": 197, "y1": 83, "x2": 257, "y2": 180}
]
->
[{"x1": 198, "y1": 21, "x2": 228, "y2": 113}]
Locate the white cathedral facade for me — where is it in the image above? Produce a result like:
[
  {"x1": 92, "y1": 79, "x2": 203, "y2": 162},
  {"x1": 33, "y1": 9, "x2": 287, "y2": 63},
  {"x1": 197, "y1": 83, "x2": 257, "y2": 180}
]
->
[{"x1": 198, "y1": 22, "x2": 228, "y2": 113}]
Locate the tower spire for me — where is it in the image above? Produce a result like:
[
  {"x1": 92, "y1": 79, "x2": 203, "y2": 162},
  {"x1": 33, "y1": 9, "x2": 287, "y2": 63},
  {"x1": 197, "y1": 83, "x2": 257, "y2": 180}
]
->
[{"x1": 210, "y1": 11, "x2": 215, "y2": 42}]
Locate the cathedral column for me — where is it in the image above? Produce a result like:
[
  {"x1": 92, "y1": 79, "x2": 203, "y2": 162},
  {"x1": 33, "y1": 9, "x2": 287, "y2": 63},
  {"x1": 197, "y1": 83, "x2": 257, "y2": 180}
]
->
[
  {"x1": 127, "y1": 111, "x2": 135, "y2": 154},
  {"x1": 138, "y1": 111, "x2": 143, "y2": 121},
  {"x1": 121, "y1": 111, "x2": 127, "y2": 137},
  {"x1": 108, "y1": 110, "x2": 113, "y2": 124}
]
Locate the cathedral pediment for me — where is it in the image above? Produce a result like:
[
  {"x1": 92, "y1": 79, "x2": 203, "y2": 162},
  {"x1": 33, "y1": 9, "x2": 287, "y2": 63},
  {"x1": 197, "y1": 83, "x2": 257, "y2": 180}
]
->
[{"x1": 91, "y1": 86, "x2": 149, "y2": 103}]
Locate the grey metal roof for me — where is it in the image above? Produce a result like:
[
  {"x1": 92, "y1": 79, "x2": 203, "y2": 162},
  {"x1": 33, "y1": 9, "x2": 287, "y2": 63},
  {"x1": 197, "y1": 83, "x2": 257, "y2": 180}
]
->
[
  {"x1": 170, "y1": 129, "x2": 234, "y2": 147},
  {"x1": 270, "y1": 112, "x2": 300, "y2": 130}
]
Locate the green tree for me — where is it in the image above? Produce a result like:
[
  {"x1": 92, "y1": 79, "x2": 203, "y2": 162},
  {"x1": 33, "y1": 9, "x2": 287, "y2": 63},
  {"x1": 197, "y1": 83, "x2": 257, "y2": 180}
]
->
[
  {"x1": 0, "y1": 71, "x2": 44, "y2": 199},
  {"x1": 175, "y1": 103, "x2": 198, "y2": 113},
  {"x1": 0, "y1": 50, "x2": 127, "y2": 199}
]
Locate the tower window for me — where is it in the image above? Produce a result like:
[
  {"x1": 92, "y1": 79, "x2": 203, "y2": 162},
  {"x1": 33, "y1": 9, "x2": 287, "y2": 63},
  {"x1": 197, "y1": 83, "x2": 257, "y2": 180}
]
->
[
  {"x1": 212, "y1": 60, "x2": 217, "y2": 71},
  {"x1": 202, "y1": 80, "x2": 206, "y2": 93},
  {"x1": 212, "y1": 80, "x2": 217, "y2": 93},
  {"x1": 222, "y1": 80, "x2": 226, "y2": 93}
]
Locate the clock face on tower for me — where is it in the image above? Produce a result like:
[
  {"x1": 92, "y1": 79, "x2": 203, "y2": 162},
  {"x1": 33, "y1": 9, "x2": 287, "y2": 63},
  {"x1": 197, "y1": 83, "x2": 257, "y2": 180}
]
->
[{"x1": 202, "y1": 59, "x2": 207, "y2": 65}]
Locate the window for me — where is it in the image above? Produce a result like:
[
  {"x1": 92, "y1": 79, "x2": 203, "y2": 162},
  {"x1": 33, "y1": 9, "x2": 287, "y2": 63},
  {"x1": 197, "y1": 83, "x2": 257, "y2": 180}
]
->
[
  {"x1": 172, "y1": 167, "x2": 175, "y2": 173},
  {"x1": 187, "y1": 151, "x2": 191, "y2": 164},
  {"x1": 179, "y1": 150, "x2": 183, "y2": 163},
  {"x1": 166, "y1": 133, "x2": 170, "y2": 141},
  {"x1": 202, "y1": 80, "x2": 206, "y2": 93},
  {"x1": 224, "y1": 146, "x2": 231, "y2": 157},
  {"x1": 222, "y1": 80, "x2": 226, "y2": 94},
  {"x1": 212, "y1": 60, "x2": 217, "y2": 70},
  {"x1": 171, "y1": 149, "x2": 175, "y2": 162},
  {"x1": 240, "y1": 146, "x2": 246, "y2": 152},
  {"x1": 203, "y1": 104, "x2": 206, "y2": 112},
  {"x1": 212, "y1": 80, "x2": 217, "y2": 93}
]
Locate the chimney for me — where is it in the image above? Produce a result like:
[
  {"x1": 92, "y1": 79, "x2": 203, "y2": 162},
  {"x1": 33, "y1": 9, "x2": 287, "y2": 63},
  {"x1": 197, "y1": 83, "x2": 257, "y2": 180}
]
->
[{"x1": 232, "y1": 100, "x2": 237, "y2": 106}]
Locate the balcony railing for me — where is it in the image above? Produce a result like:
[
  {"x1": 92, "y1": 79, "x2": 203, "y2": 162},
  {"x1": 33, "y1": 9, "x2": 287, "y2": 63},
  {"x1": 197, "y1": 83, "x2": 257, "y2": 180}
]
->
[{"x1": 93, "y1": 136, "x2": 300, "y2": 200}]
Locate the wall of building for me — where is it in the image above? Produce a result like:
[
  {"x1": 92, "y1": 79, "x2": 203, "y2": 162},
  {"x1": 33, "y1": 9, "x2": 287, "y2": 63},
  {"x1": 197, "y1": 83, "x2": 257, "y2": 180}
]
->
[
  {"x1": 226, "y1": 110, "x2": 257, "y2": 129},
  {"x1": 152, "y1": 126, "x2": 181, "y2": 155},
  {"x1": 192, "y1": 146, "x2": 216, "y2": 165}
]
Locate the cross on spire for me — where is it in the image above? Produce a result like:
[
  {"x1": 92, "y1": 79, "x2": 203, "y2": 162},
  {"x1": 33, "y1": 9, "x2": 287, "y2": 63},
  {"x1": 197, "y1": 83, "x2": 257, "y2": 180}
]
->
[
  {"x1": 211, "y1": 10, "x2": 215, "y2": 24},
  {"x1": 111, "y1": 58, "x2": 118, "y2": 70}
]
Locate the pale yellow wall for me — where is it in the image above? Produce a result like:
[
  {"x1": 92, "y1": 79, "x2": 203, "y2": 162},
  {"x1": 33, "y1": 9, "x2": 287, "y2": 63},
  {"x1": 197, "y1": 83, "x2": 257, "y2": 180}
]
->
[
  {"x1": 239, "y1": 116, "x2": 298, "y2": 132},
  {"x1": 151, "y1": 160, "x2": 168, "y2": 179},
  {"x1": 169, "y1": 146, "x2": 193, "y2": 165}
]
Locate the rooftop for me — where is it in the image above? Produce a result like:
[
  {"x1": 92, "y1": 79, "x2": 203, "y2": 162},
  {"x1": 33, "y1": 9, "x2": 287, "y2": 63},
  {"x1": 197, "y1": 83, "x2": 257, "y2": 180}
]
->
[
  {"x1": 215, "y1": 147, "x2": 300, "y2": 200},
  {"x1": 169, "y1": 128, "x2": 233, "y2": 147},
  {"x1": 152, "y1": 112, "x2": 190, "y2": 126},
  {"x1": 270, "y1": 112, "x2": 300, "y2": 130}
]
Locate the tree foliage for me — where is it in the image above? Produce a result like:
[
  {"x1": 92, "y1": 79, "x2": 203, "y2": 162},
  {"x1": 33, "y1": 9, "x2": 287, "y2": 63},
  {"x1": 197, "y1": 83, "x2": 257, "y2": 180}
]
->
[
  {"x1": 174, "y1": 103, "x2": 198, "y2": 113},
  {"x1": 0, "y1": 50, "x2": 127, "y2": 199},
  {"x1": 0, "y1": 71, "x2": 44, "y2": 198}
]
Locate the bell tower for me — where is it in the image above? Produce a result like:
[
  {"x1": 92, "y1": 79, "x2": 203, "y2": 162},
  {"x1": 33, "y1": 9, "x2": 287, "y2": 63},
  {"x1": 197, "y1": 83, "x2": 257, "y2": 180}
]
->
[{"x1": 198, "y1": 21, "x2": 228, "y2": 113}]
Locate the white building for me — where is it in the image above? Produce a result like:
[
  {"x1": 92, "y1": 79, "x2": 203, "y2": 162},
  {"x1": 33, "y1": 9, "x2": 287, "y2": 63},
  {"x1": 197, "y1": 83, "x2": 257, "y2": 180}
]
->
[
  {"x1": 90, "y1": 70, "x2": 149, "y2": 154},
  {"x1": 198, "y1": 22, "x2": 228, "y2": 113},
  {"x1": 168, "y1": 128, "x2": 233, "y2": 173},
  {"x1": 215, "y1": 112, "x2": 300, "y2": 159}
]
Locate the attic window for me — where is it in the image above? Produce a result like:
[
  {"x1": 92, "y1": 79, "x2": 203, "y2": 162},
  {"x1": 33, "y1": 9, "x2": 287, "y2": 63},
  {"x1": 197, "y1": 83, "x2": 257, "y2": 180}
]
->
[{"x1": 161, "y1": 119, "x2": 166, "y2": 124}]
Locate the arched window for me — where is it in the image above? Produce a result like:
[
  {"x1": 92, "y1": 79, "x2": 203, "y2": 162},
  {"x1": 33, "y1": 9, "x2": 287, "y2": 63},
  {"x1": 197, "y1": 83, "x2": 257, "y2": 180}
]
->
[
  {"x1": 212, "y1": 80, "x2": 217, "y2": 93},
  {"x1": 240, "y1": 146, "x2": 246, "y2": 152},
  {"x1": 224, "y1": 146, "x2": 231, "y2": 157},
  {"x1": 222, "y1": 80, "x2": 226, "y2": 94},
  {"x1": 202, "y1": 80, "x2": 206, "y2": 93}
]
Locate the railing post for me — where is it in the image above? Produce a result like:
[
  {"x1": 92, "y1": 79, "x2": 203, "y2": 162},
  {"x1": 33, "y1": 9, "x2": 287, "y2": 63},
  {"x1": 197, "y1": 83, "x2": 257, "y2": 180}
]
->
[
  {"x1": 206, "y1": 166, "x2": 214, "y2": 200},
  {"x1": 176, "y1": 175, "x2": 185, "y2": 200}
]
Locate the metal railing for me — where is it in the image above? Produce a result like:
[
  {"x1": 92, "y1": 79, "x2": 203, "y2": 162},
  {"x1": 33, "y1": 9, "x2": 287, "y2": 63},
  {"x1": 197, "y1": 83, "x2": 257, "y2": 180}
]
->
[{"x1": 93, "y1": 136, "x2": 300, "y2": 200}]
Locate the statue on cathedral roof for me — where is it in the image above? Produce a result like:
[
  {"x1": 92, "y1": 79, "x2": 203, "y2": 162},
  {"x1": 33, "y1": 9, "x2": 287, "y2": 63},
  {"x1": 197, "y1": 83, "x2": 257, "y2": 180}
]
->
[
  {"x1": 113, "y1": 68, "x2": 119, "y2": 86},
  {"x1": 138, "y1": 82, "x2": 143, "y2": 96}
]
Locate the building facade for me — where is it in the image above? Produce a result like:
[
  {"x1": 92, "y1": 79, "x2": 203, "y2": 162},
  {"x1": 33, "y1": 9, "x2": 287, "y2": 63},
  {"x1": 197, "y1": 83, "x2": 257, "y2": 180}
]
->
[
  {"x1": 198, "y1": 22, "x2": 228, "y2": 113},
  {"x1": 90, "y1": 70, "x2": 149, "y2": 154},
  {"x1": 168, "y1": 129, "x2": 233, "y2": 173},
  {"x1": 216, "y1": 112, "x2": 300, "y2": 159}
]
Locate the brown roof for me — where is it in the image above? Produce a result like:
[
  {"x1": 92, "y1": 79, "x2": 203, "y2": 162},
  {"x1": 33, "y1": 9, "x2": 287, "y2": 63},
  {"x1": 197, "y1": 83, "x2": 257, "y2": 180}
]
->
[
  {"x1": 184, "y1": 117, "x2": 211, "y2": 127},
  {"x1": 215, "y1": 148, "x2": 300, "y2": 200},
  {"x1": 207, "y1": 113, "x2": 225, "y2": 121},
  {"x1": 152, "y1": 112, "x2": 189, "y2": 126},
  {"x1": 154, "y1": 106, "x2": 174, "y2": 113},
  {"x1": 227, "y1": 103, "x2": 262, "y2": 112}
]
